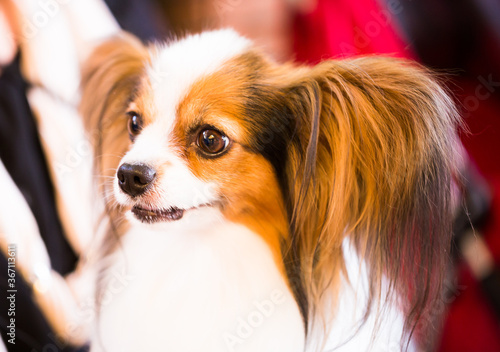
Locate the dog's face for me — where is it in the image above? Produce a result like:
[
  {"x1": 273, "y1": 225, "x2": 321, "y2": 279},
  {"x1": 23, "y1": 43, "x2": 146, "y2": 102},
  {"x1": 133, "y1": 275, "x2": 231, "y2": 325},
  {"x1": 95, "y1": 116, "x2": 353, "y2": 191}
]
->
[{"x1": 98, "y1": 31, "x2": 291, "y2": 233}]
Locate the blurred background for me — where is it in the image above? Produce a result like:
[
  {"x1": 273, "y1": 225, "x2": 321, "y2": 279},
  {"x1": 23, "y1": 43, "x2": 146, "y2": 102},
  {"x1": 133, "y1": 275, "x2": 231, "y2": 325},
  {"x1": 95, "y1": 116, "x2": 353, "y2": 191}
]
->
[{"x1": 1, "y1": 0, "x2": 500, "y2": 351}]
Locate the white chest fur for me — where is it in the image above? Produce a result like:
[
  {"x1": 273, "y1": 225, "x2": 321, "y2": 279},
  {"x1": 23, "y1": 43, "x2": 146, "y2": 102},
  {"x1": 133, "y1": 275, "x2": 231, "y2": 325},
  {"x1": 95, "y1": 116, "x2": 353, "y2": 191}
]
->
[{"x1": 92, "y1": 217, "x2": 305, "y2": 352}]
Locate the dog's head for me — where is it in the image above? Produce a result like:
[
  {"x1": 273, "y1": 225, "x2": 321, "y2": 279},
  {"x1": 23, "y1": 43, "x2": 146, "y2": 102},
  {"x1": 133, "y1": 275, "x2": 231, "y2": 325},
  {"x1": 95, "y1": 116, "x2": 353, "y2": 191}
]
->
[
  {"x1": 81, "y1": 32, "x2": 291, "y2": 233},
  {"x1": 81, "y1": 29, "x2": 460, "y2": 347}
]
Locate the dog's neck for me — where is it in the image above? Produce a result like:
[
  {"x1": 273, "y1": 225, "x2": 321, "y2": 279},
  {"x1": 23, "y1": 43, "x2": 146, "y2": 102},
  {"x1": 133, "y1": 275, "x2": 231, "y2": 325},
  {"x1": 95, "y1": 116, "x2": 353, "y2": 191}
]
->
[{"x1": 93, "y1": 211, "x2": 305, "y2": 352}]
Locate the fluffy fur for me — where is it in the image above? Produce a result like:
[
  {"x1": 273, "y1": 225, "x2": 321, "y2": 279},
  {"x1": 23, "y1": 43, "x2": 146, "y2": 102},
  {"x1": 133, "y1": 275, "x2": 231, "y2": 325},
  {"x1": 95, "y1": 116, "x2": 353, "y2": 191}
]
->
[{"x1": 80, "y1": 30, "x2": 460, "y2": 351}]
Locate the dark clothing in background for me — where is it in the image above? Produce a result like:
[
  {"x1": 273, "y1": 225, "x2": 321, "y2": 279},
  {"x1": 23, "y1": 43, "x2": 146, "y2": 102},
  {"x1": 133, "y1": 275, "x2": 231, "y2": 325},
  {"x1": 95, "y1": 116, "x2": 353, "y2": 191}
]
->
[
  {"x1": 0, "y1": 54, "x2": 79, "y2": 352},
  {"x1": 0, "y1": 55, "x2": 78, "y2": 276},
  {"x1": 106, "y1": 0, "x2": 169, "y2": 43}
]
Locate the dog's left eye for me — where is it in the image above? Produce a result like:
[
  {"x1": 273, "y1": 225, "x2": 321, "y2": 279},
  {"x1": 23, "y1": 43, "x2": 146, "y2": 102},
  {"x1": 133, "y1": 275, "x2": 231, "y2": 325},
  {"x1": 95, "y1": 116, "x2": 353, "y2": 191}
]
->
[
  {"x1": 127, "y1": 112, "x2": 143, "y2": 139},
  {"x1": 197, "y1": 128, "x2": 229, "y2": 155}
]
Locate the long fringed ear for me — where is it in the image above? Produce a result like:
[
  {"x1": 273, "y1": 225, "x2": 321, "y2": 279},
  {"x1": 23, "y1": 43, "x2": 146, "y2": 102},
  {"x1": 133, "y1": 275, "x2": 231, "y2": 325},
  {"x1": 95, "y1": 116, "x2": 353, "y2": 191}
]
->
[
  {"x1": 80, "y1": 33, "x2": 148, "y2": 203},
  {"x1": 79, "y1": 34, "x2": 149, "y2": 246},
  {"x1": 281, "y1": 57, "x2": 460, "y2": 348}
]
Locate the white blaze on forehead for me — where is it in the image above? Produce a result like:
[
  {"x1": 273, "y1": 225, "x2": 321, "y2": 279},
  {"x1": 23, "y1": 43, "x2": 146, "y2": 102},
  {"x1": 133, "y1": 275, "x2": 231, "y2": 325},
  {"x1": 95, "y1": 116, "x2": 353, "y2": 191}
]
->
[{"x1": 146, "y1": 29, "x2": 251, "y2": 134}]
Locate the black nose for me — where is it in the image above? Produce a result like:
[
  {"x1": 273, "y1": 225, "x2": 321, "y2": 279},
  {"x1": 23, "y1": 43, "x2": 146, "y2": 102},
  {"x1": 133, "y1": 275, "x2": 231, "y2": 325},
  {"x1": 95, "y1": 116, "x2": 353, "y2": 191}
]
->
[{"x1": 117, "y1": 163, "x2": 156, "y2": 197}]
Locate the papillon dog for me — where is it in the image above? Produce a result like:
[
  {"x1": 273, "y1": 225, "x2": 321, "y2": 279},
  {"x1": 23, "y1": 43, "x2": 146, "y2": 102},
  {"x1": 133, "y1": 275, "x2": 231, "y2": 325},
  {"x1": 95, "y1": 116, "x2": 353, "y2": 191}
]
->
[{"x1": 80, "y1": 30, "x2": 460, "y2": 351}]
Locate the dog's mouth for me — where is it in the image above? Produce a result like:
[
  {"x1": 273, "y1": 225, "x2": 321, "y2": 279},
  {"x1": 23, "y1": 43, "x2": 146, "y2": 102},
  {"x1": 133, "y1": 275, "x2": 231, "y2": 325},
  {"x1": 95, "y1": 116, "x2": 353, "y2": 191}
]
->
[
  {"x1": 132, "y1": 205, "x2": 184, "y2": 223},
  {"x1": 131, "y1": 204, "x2": 212, "y2": 224}
]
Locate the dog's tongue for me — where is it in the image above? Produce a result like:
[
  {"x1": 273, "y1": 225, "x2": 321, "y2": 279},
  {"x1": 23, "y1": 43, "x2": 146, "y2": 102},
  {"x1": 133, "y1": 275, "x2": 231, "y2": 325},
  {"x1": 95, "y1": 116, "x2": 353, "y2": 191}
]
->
[{"x1": 132, "y1": 206, "x2": 184, "y2": 223}]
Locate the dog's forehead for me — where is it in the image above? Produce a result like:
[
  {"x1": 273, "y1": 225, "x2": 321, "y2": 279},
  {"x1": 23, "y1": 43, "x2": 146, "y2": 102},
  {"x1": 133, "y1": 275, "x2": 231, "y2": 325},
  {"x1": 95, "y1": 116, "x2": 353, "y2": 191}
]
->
[{"x1": 144, "y1": 30, "x2": 251, "y2": 127}]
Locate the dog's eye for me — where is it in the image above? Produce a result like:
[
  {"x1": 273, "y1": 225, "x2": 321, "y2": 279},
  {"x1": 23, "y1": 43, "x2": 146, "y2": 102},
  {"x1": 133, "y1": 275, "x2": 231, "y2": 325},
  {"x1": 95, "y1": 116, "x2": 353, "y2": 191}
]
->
[
  {"x1": 197, "y1": 128, "x2": 229, "y2": 155},
  {"x1": 127, "y1": 112, "x2": 143, "y2": 139}
]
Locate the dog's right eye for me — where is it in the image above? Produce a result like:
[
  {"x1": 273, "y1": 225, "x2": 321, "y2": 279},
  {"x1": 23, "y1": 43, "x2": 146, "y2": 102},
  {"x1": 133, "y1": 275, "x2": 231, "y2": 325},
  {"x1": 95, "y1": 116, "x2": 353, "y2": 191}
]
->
[{"x1": 127, "y1": 112, "x2": 143, "y2": 140}]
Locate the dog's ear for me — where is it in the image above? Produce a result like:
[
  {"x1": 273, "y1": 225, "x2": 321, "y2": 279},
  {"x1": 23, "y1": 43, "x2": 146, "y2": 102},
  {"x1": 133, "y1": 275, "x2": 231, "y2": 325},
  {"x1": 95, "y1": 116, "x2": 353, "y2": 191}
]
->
[
  {"x1": 79, "y1": 33, "x2": 149, "y2": 248},
  {"x1": 281, "y1": 57, "x2": 460, "y2": 347},
  {"x1": 80, "y1": 33, "x2": 149, "y2": 195}
]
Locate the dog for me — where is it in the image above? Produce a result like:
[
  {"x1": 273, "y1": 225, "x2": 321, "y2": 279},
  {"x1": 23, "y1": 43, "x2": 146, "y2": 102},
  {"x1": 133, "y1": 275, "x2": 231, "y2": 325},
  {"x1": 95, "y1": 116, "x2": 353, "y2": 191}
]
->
[{"x1": 80, "y1": 29, "x2": 460, "y2": 351}]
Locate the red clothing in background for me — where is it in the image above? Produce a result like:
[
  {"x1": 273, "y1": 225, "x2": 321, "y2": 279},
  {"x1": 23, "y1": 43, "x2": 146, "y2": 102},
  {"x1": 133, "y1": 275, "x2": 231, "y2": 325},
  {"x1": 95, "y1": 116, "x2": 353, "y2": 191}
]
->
[{"x1": 293, "y1": 0, "x2": 414, "y2": 62}]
